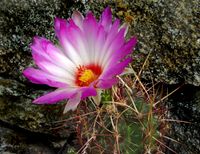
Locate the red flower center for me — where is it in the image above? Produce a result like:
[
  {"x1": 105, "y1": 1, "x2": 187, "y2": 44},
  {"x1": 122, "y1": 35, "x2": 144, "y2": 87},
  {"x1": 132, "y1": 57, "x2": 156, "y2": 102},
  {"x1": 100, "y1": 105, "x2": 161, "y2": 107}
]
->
[{"x1": 75, "y1": 64, "x2": 102, "y2": 87}]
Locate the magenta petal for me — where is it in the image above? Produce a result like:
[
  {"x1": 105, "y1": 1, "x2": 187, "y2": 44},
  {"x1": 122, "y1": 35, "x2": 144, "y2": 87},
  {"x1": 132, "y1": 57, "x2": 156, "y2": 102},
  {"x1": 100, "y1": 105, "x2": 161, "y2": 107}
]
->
[
  {"x1": 82, "y1": 12, "x2": 99, "y2": 58},
  {"x1": 97, "y1": 78, "x2": 118, "y2": 89},
  {"x1": 54, "y1": 18, "x2": 86, "y2": 63},
  {"x1": 100, "y1": 7, "x2": 112, "y2": 31},
  {"x1": 33, "y1": 88, "x2": 77, "y2": 104},
  {"x1": 83, "y1": 12, "x2": 98, "y2": 38},
  {"x1": 31, "y1": 37, "x2": 51, "y2": 61},
  {"x1": 84, "y1": 12, "x2": 98, "y2": 27},
  {"x1": 80, "y1": 86, "x2": 97, "y2": 99},
  {"x1": 101, "y1": 28, "x2": 126, "y2": 66},
  {"x1": 111, "y1": 37, "x2": 137, "y2": 63},
  {"x1": 36, "y1": 42, "x2": 75, "y2": 72},
  {"x1": 54, "y1": 18, "x2": 69, "y2": 47},
  {"x1": 31, "y1": 52, "x2": 52, "y2": 72},
  {"x1": 108, "y1": 28, "x2": 126, "y2": 52},
  {"x1": 106, "y1": 19, "x2": 120, "y2": 43},
  {"x1": 31, "y1": 37, "x2": 63, "y2": 69},
  {"x1": 23, "y1": 68, "x2": 67, "y2": 88},
  {"x1": 102, "y1": 33, "x2": 125, "y2": 67},
  {"x1": 102, "y1": 58, "x2": 132, "y2": 79},
  {"x1": 31, "y1": 37, "x2": 54, "y2": 55},
  {"x1": 31, "y1": 37, "x2": 75, "y2": 79},
  {"x1": 66, "y1": 20, "x2": 86, "y2": 50},
  {"x1": 54, "y1": 18, "x2": 67, "y2": 39},
  {"x1": 55, "y1": 17, "x2": 81, "y2": 46},
  {"x1": 55, "y1": 18, "x2": 75, "y2": 49},
  {"x1": 108, "y1": 19, "x2": 120, "y2": 37},
  {"x1": 111, "y1": 19, "x2": 120, "y2": 32},
  {"x1": 118, "y1": 36, "x2": 137, "y2": 58}
]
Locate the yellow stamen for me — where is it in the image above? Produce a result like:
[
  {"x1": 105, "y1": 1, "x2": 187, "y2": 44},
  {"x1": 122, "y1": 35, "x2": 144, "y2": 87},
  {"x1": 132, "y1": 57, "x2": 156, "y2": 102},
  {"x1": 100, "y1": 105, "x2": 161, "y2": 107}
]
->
[
  {"x1": 75, "y1": 64, "x2": 102, "y2": 87},
  {"x1": 79, "y1": 69, "x2": 95, "y2": 83}
]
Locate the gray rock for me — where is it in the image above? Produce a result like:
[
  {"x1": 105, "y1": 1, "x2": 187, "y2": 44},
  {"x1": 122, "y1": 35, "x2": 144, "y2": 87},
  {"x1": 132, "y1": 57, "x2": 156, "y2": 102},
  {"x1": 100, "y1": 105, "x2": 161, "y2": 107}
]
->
[
  {"x1": 130, "y1": 0, "x2": 199, "y2": 86},
  {"x1": 0, "y1": 125, "x2": 58, "y2": 154},
  {"x1": 0, "y1": 78, "x2": 58, "y2": 133},
  {"x1": 166, "y1": 85, "x2": 200, "y2": 154}
]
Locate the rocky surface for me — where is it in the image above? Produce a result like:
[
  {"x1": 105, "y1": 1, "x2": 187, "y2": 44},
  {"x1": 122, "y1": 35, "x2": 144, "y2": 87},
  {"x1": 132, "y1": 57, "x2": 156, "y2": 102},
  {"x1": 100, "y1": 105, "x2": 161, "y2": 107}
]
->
[
  {"x1": 0, "y1": 78, "x2": 66, "y2": 134},
  {"x1": 166, "y1": 85, "x2": 200, "y2": 154},
  {"x1": 0, "y1": 125, "x2": 57, "y2": 154}
]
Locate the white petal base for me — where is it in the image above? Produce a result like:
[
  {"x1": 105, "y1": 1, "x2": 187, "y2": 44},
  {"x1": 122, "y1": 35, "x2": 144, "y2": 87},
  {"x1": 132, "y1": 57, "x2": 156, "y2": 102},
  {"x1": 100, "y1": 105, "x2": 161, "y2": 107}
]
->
[
  {"x1": 91, "y1": 89, "x2": 102, "y2": 105},
  {"x1": 63, "y1": 93, "x2": 81, "y2": 113}
]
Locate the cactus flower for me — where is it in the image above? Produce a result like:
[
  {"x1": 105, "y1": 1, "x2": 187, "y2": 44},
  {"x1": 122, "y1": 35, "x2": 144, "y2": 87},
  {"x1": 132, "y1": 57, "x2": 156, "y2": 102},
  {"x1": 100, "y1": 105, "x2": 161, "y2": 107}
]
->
[{"x1": 23, "y1": 7, "x2": 137, "y2": 113}]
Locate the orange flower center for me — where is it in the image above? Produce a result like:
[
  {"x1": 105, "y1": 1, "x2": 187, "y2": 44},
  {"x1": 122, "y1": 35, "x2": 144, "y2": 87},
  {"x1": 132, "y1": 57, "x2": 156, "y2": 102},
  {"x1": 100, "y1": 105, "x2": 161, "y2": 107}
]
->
[{"x1": 75, "y1": 64, "x2": 102, "y2": 87}]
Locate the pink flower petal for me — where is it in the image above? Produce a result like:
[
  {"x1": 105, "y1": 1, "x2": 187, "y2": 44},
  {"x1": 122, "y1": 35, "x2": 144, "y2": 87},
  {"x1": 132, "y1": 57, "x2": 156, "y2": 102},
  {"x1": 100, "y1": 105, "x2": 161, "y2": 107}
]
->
[
  {"x1": 66, "y1": 19, "x2": 90, "y2": 63},
  {"x1": 106, "y1": 19, "x2": 120, "y2": 43},
  {"x1": 63, "y1": 86, "x2": 97, "y2": 113},
  {"x1": 54, "y1": 18, "x2": 85, "y2": 65},
  {"x1": 31, "y1": 37, "x2": 76, "y2": 75},
  {"x1": 108, "y1": 28, "x2": 126, "y2": 51},
  {"x1": 101, "y1": 28, "x2": 126, "y2": 67},
  {"x1": 72, "y1": 10, "x2": 84, "y2": 28},
  {"x1": 80, "y1": 86, "x2": 97, "y2": 99},
  {"x1": 101, "y1": 58, "x2": 132, "y2": 79},
  {"x1": 116, "y1": 36, "x2": 137, "y2": 59},
  {"x1": 43, "y1": 63, "x2": 72, "y2": 80},
  {"x1": 31, "y1": 37, "x2": 51, "y2": 62},
  {"x1": 109, "y1": 36, "x2": 137, "y2": 64},
  {"x1": 83, "y1": 12, "x2": 99, "y2": 62},
  {"x1": 33, "y1": 88, "x2": 77, "y2": 104},
  {"x1": 23, "y1": 68, "x2": 68, "y2": 88},
  {"x1": 99, "y1": 7, "x2": 112, "y2": 32},
  {"x1": 97, "y1": 78, "x2": 118, "y2": 89},
  {"x1": 83, "y1": 12, "x2": 98, "y2": 28},
  {"x1": 119, "y1": 23, "x2": 129, "y2": 36},
  {"x1": 54, "y1": 17, "x2": 67, "y2": 39},
  {"x1": 94, "y1": 25, "x2": 106, "y2": 64}
]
